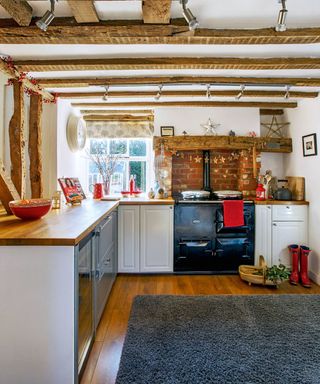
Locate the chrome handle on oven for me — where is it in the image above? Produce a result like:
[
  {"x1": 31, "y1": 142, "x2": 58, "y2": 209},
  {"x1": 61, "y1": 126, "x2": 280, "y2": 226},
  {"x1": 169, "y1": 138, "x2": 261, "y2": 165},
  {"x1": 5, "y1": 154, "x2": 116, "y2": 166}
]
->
[{"x1": 179, "y1": 241, "x2": 209, "y2": 247}]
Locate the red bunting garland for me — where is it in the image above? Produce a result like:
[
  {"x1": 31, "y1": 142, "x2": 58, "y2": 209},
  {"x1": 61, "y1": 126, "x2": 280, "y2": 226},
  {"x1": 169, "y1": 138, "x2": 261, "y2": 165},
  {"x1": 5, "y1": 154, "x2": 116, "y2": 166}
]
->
[{"x1": 1, "y1": 55, "x2": 56, "y2": 103}]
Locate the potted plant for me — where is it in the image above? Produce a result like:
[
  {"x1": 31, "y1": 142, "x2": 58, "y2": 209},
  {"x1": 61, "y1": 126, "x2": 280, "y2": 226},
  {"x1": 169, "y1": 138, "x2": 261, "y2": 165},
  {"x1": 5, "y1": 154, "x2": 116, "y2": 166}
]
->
[
  {"x1": 265, "y1": 264, "x2": 291, "y2": 287},
  {"x1": 86, "y1": 144, "x2": 120, "y2": 196}
]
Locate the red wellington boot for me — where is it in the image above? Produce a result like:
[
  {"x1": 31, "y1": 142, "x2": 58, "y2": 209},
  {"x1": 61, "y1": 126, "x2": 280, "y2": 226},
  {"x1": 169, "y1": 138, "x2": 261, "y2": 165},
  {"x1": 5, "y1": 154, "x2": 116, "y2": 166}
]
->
[
  {"x1": 288, "y1": 244, "x2": 300, "y2": 285},
  {"x1": 300, "y1": 246, "x2": 312, "y2": 288}
]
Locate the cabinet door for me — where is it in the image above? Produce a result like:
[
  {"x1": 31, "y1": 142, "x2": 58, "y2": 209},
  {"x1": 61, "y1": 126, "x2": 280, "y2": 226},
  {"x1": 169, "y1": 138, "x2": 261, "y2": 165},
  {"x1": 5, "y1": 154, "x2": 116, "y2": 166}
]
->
[
  {"x1": 118, "y1": 206, "x2": 140, "y2": 273},
  {"x1": 272, "y1": 221, "x2": 308, "y2": 267},
  {"x1": 255, "y1": 205, "x2": 272, "y2": 266},
  {"x1": 140, "y1": 205, "x2": 174, "y2": 273}
]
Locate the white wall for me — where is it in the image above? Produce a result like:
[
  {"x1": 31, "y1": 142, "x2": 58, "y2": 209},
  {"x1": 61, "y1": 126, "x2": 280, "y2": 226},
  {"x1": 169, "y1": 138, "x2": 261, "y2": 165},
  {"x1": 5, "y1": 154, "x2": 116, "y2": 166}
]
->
[
  {"x1": 283, "y1": 97, "x2": 320, "y2": 283},
  {"x1": 154, "y1": 107, "x2": 260, "y2": 136},
  {"x1": 56, "y1": 99, "x2": 87, "y2": 192}
]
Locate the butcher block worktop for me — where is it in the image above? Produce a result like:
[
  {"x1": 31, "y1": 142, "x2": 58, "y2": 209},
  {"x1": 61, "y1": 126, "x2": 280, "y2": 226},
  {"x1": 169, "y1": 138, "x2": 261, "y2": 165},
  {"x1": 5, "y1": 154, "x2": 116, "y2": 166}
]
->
[
  {"x1": 0, "y1": 200, "x2": 119, "y2": 246},
  {"x1": 254, "y1": 200, "x2": 309, "y2": 205}
]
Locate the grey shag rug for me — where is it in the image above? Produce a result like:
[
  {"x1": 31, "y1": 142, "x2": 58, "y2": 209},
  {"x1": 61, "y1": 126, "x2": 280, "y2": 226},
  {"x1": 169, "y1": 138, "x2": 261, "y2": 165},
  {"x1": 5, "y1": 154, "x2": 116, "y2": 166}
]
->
[{"x1": 115, "y1": 295, "x2": 320, "y2": 384}]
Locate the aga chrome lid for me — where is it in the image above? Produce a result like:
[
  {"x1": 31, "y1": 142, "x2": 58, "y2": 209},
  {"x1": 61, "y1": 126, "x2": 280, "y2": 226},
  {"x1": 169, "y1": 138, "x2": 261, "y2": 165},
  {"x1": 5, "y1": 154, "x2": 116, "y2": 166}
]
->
[{"x1": 181, "y1": 190, "x2": 211, "y2": 199}]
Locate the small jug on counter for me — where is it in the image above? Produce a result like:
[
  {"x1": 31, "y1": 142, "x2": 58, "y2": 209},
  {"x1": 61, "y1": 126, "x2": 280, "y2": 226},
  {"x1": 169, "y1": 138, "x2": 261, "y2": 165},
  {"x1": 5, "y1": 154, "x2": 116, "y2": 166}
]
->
[{"x1": 89, "y1": 183, "x2": 103, "y2": 199}]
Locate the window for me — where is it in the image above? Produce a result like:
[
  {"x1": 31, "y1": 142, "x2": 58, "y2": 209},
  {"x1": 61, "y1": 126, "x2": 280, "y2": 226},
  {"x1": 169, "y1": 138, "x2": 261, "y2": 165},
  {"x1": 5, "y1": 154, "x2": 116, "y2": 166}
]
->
[{"x1": 87, "y1": 138, "x2": 153, "y2": 194}]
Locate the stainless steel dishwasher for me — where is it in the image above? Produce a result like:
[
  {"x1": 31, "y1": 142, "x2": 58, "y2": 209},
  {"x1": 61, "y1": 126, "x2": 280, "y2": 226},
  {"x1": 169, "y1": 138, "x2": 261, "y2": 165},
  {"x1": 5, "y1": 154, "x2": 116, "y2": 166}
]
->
[{"x1": 94, "y1": 210, "x2": 118, "y2": 327}]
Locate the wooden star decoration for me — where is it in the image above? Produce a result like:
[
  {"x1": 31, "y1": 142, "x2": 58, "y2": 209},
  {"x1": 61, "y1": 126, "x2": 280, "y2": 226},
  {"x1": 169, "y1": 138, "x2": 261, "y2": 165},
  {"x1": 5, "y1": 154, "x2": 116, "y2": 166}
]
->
[
  {"x1": 220, "y1": 156, "x2": 226, "y2": 163},
  {"x1": 194, "y1": 155, "x2": 202, "y2": 163},
  {"x1": 213, "y1": 156, "x2": 219, "y2": 164},
  {"x1": 261, "y1": 115, "x2": 290, "y2": 138},
  {"x1": 201, "y1": 118, "x2": 220, "y2": 136}
]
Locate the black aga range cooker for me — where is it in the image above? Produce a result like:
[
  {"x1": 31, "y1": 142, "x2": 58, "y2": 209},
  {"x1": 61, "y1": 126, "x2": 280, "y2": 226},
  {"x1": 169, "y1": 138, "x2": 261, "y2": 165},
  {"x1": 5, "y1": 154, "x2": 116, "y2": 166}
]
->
[
  {"x1": 174, "y1": 200, "x2": 254, "y2": 273},
  {"x1": 173, "y1": 150, "x2": 255, "y2": 274}
]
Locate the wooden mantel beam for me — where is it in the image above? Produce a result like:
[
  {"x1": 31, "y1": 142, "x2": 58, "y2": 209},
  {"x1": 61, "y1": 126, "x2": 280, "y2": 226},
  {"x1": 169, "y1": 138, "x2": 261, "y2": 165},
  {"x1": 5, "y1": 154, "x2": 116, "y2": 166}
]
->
[
  {"x1": 66, "y1": 1, "x2": 99, "y2": 23},
  {"x1": 37, "y1": 76, "x2": 320, "y2": 88},
  {"x1": 14, "y1": 57, "x2": 320, "y2": 72},
  {"x1": 71, "y1": 101, "x2": 298, "y2": 109},
  {"x1": 0, "y1": 19, "x2": 320, "y2": 45},
  {"x1": 0, "y1": 58, "x2": 54, "y2": 102},
  {"x1": 142, "y1": 0, "x2": 172, "y2": 24},
  {"x1": 0, "y1": 0, "x2": 32, "y2": 26}
]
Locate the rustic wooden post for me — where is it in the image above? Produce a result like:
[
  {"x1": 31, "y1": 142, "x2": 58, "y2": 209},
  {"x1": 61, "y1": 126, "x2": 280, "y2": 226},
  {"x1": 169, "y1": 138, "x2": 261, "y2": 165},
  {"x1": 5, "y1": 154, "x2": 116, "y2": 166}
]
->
[
  {"x1": 0, "y1": 160, "x2": 20, "y2": 214},
  {"x1": 9, "y1": 80, "x2": 26, "y2": 198},
  {"x1": 29, "y1": 94, "x2": 43, "y2": 198}
]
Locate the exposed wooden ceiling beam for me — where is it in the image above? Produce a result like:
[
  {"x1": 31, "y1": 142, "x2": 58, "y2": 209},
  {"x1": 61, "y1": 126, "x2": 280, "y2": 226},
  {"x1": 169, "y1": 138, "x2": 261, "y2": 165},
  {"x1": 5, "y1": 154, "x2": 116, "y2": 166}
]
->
[
  {"x1": 38, "y1": 76, "x2": 320, "y2": 88},
  {"x1": 15, "y1": 57, "x2": 320, "y2": 72},
  {"x1": 260, "y1": 109, "x2": 284, "y2": 115},
  {"x1": 142, "y1": 0, "x2": 172, "y2": 24},
  {"x1": 71, "y1": 101, "x2": 298, "y2": 108},
  {"x1": 83, "y1": 114, "x2": 154, "y2": 121},
  {"x1": 0, "y1": 0, "x2": 32, "y2": 26},
  {"x1": 66, "y1": 1, "x2": 99, "y2": 23},
  {"x1": 0, "y1": 19, "x2": 320, "y2": 44},
  {"x1": 58, "y1": 90, "x2": 318, "y2": 99},
  {"x1": 0, "y1": 59, "x2": 54, "y2": 102},
  {"x1": 80, "y1": 109, "x2": 154, "y2": 115}
]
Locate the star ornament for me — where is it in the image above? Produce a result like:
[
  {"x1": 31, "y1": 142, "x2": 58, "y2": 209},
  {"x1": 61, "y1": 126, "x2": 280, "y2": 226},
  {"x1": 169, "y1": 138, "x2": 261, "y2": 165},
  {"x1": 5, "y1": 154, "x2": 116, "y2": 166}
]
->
[
  {"x1": 201, "y1": 118, "x2": 220, "y2": 136},
  {"x1": 261, "y1": 115, "x2": 290, "y2": 138}
]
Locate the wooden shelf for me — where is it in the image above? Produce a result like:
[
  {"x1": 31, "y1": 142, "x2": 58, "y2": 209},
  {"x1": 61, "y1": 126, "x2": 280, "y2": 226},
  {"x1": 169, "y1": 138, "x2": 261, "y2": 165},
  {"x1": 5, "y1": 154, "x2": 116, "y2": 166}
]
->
[{"x1": 153, "y1": 135, "x2": 292, "y2": 153}]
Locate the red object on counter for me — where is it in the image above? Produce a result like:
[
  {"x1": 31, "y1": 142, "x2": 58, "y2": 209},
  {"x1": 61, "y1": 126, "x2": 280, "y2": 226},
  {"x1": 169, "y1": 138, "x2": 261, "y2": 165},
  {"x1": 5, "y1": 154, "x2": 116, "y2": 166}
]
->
[
  {"x1": 9, "y1": 199, "x2": 52, "y2": 220},
  {"x1": 223, "y1": 200, "x2": 244, "y2": 227},
  {"x1": 92, "y1": 183, "x2": 103, "y2": 199},
  {"x1": 256, "y1": 183, "x2": 266, "y2": 201},
  {"x1": 129, "y1": 175, "x2": 135, "y2": 194}
]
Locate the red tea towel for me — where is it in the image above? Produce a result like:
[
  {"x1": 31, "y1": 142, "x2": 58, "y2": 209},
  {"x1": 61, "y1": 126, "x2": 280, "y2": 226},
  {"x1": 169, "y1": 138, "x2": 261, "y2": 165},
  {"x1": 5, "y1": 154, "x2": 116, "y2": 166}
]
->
[{"x1": 223, "y1": 200, "x2": 244, "y2": 227}]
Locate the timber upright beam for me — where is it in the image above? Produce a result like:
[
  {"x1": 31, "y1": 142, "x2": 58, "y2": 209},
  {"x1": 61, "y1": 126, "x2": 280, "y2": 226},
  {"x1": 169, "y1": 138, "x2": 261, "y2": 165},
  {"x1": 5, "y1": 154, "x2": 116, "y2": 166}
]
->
[
  {"x1": 9, "y1": 80, "x2": 26, "y2": 198},
  {"x1": 29, "y1": 94, "x2": 43, "y2": 198}
]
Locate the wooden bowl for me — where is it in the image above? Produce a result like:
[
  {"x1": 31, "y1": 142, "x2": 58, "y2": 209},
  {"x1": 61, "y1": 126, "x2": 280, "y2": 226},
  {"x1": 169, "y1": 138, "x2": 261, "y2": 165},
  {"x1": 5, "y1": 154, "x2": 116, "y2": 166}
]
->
[{"x1": 9, "y1": 199, "x2": 52, "y2": 220}]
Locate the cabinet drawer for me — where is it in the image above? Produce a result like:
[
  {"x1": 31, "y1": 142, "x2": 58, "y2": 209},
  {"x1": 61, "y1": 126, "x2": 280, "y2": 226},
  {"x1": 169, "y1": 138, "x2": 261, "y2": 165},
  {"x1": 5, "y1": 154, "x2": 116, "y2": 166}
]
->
[{"x1": 272, "y1": 205, "x2": 307, "y2": 221}]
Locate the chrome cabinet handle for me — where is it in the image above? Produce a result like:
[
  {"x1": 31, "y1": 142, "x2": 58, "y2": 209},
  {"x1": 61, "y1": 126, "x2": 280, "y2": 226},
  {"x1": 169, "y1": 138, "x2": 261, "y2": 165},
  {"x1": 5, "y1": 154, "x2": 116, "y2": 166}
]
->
[
  {"x1": 267, "y1": 206, "x2": 271, "y2": 209},
  {"x1": 286, "y1": 206, "x2": 290, "y2": 209},
  {"x1": 273, "y1": 223, "x2": 277, "y2": 226}
]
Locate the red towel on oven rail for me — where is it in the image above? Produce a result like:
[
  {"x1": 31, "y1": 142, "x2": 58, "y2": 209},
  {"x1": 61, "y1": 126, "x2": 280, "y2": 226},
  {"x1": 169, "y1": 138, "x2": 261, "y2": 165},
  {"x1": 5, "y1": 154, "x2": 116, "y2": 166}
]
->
[{"x1": 223, "y1": 200, "x2": 244, "y2": 227}]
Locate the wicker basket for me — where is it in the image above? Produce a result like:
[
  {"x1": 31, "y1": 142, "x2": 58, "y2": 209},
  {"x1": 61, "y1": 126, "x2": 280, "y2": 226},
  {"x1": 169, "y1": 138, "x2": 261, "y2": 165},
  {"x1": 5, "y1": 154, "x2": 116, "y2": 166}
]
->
[{"x1": 239, "y1": 255, "x2": 276, "y2": 286}]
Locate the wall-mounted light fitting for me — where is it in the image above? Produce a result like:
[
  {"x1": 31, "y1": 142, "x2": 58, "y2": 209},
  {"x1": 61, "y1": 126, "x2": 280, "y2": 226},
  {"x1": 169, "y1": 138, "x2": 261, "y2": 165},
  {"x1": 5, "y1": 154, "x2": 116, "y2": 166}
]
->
[
  {"x1": 180, "y1": 0, "x2": 199, "y2": 31},
  {"x1": 36, "y1": 0, "x2": 56, "y2": 31},
  {"x1": 206, "y1": 84, "x2": 212, "y2": 99},
  {"x1": 235, "y1": 85, "x2": 246, "y2": 100},
  {"x1": 154, "y1": 85, "x2": 163, "y2": 101},
  {"x1": 284, "y1": 85, "x2": 291, "y2": 99},
  {"x1": 275, "y1": 0, "x2": 288, "y2": 32},
  {"x1": 102, "y1": 85, "x2": 109, "y2": 101}
]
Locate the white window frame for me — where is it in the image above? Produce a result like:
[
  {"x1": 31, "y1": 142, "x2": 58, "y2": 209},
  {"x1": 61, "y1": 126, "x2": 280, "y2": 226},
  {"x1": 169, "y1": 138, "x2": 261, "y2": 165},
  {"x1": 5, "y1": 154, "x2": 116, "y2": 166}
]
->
[{"x1": 86, "y1": 138, "x2": 154, "y2": 194}]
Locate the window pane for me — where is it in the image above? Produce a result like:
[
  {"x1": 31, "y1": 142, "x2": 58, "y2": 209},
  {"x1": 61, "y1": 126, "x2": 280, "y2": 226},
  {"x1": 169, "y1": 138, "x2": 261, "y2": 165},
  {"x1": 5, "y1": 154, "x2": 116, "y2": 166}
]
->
[
  {"x1": 129, "y1": 140, "x2": 147, "y2": 157},
  {"x1": 129, "y1": 161, "x2": 146, "y2": 192},
  {"x1": 110, "y1": 161, "x2": 128, "y2": 193},
  {"x1": 90, "y1": 139, "x2": 108, "y2": 154},
  {"x1": 110, "y1": 139, "x2": 127, "y2": 155}
]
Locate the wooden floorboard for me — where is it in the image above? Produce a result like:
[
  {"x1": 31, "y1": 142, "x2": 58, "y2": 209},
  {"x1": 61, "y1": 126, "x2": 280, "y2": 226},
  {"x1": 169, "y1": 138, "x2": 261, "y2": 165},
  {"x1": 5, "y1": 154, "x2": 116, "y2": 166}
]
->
[{"x1": 81, "y1": 274, "x2": 320, "y2": 384}]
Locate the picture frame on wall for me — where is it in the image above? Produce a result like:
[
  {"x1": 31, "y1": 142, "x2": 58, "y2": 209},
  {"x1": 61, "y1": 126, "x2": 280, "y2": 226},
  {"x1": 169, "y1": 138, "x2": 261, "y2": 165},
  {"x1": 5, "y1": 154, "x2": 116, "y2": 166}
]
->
[
  {"x1": 161, "y1": 126, "x2": 174, "y2": 137},
  {"x1": 302, "y1": 133, "x2": 317, "y2": 157}
]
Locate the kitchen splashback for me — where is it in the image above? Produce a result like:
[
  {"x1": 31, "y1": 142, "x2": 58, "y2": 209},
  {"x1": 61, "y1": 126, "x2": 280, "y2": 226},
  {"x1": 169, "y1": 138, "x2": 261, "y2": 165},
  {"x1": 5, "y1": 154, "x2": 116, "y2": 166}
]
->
[{"x1": 155, "y1": 148, "x2": 261, "y2": 197}]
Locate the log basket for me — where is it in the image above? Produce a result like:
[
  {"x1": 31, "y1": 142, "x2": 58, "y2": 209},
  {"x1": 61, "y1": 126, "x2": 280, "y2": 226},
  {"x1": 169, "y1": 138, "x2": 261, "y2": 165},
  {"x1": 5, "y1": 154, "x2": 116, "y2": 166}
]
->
[{"x1": 239, "y1": 255, "x2": 276, "y2": 286}]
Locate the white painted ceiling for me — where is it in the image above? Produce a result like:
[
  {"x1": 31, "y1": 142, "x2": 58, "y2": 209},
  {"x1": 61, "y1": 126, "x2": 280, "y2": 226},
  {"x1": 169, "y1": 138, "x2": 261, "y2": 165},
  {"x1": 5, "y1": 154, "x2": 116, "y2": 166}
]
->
[{"x1": 0, "y1": 0, "x2": 320, "y2": 103}]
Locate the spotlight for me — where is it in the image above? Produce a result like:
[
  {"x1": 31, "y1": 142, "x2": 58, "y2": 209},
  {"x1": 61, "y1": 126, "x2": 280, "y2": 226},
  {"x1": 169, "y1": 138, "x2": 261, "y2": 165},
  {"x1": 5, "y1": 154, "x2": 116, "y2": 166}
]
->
[
  {"x1": 36, "y1": 0, "x2": 56, "y2": 31},
  {"x1": 275, "y1": 0, "x2": 288, "y2": 32},
  {"x1": 180, "y1": 0, "x2": 199, "y2": 31},
  {"x1": 154, "y1": 85, "x2": 163, "y2": 101},
  {"x1": 235, "y1": 85, "x2": 245, "y2": 100},
  {"x1": 102, "y1": 86, "x2": 109, "y2": 101},
  {"x1": 206, "y1": 84, "x2": 212, "y2": 99},
  {"x1": 284, "y1": 85, "x2": 291, "y2": 99}
]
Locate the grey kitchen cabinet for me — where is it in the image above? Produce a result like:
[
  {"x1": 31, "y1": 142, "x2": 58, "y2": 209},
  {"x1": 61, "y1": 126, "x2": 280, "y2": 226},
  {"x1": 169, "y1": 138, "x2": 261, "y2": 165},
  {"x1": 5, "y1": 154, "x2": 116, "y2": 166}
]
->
[{"x1": 94, "y1": 209, "x2": 118, "y2": 328}]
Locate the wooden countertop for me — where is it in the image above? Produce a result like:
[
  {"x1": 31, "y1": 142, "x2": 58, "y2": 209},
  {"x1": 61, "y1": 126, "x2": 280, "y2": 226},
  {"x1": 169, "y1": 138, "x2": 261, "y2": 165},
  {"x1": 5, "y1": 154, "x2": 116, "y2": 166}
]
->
[
  {"x1": 254, "y1": 199, "x2": 309, "y2": 205},
  {"x1": 0, "y1": 200, "x2": 119, "y2": 246},
  {"x1": 102, "y1": 196, "x2": 174, "y2": 205}
]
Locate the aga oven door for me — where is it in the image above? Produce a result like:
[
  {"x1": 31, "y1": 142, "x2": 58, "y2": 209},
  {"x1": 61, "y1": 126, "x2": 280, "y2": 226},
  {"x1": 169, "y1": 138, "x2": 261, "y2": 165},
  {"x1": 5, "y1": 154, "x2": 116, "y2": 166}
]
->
[
  {"x1": 174, "y1": 239, "x2": 214, "y2": 271},
  {"x1": 215, "y1": 204, "x2": 254, "y2": 236},
  {"x1": 214, "y1": 237, "x2": 254, "y2": 272}
]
